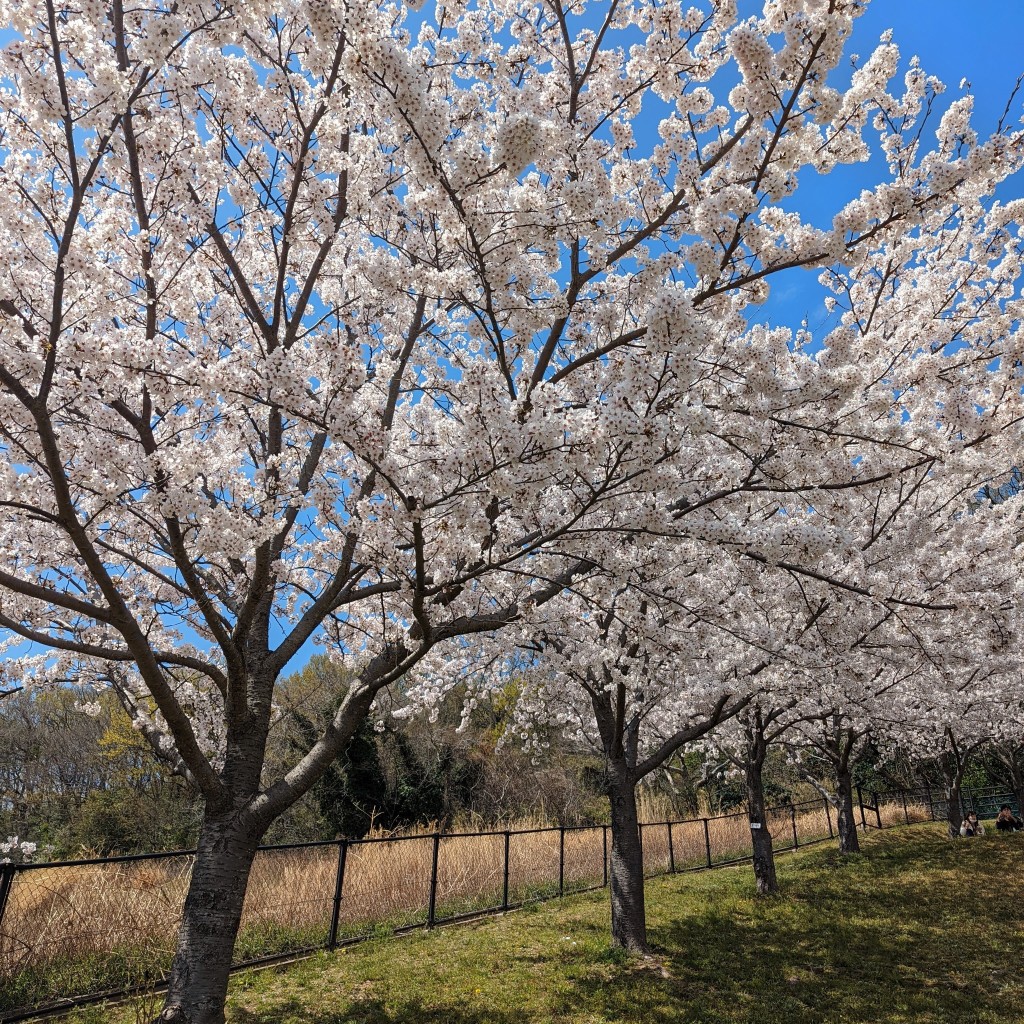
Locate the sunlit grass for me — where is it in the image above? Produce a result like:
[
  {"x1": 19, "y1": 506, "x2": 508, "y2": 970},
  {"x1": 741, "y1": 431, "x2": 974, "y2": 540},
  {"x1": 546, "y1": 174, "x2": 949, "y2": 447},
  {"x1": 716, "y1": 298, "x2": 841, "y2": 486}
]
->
[{"x1": 58, "y1": 823, "x2": 1024, "y2": 1024}]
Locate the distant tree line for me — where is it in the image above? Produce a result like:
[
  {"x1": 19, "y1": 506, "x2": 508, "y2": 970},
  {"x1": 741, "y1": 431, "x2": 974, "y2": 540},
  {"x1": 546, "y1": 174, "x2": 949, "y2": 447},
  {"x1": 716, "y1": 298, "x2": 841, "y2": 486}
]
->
[
  {"x1": 5, "y1": 657, "x2": 1018, "y2": 861},
  {"x1": 0, "y1": 657, "x2": 604, "y2": 857}
]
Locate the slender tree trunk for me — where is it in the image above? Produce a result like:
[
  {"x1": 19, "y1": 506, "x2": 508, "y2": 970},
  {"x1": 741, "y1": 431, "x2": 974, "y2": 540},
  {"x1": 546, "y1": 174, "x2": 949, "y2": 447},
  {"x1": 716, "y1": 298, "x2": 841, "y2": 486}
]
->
[
  {"x1": 995, "y1": 748, "x2": 1024, "y2": 816},
  {"x1": 155, "y1": 806, "x2": 264, "y2": 1024},
  {"x1": 835, "y1": 768, "x2": 860, "y2": 854},
  {"x1": 607, "y1": 766, "x2": 649, "y2": 953},
  {"x1": 746, "y1": 757, "x2": 778, "y2": 895},
  {"x1": 944, "y1": 780, "x2": 964, "y2": 838}
]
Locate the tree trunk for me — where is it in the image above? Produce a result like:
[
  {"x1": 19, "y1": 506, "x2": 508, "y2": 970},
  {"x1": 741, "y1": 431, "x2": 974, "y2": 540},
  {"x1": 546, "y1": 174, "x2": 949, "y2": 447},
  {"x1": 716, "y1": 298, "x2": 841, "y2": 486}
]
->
[
  {"x1": 835, "y1": 769, "x2": 860, "y2": 854},
  {"x1": 154, "y1": 806, "x2": 264, "y2": 1024},
  {"x1": 607, "y1": 767, "x2": 649, "y2": 953},
  {"x1": 746, "y1": 758, "x2": 778, "y2": 895},
  {"x1": 996, "y1": 748, "x2": 1024, "y2": 817},
  {"x1": 944, "y1": 781, "x2": 964, "y2": 838}
]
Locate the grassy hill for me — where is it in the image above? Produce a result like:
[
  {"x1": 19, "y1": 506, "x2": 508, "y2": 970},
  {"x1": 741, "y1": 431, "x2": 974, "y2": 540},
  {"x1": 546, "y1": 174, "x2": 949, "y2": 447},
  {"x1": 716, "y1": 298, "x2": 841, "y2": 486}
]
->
[{"x1": 66, "y1": 824, "x2": 1024, "y2": 1024}]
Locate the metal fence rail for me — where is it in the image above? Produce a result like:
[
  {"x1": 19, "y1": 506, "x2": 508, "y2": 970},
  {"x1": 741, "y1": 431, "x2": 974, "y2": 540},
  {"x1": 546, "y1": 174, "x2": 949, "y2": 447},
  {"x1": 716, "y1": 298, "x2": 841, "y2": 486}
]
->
[{"x1": 0, "y1": 785, "x2": 996, "y2": 1022}]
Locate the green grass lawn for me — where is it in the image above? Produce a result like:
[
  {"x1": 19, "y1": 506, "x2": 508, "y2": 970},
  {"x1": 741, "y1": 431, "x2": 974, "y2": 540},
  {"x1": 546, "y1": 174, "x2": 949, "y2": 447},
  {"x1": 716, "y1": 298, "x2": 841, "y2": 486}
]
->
[{"x1": 65, "y1": 825, "x2": 1024, "y2": 1024}]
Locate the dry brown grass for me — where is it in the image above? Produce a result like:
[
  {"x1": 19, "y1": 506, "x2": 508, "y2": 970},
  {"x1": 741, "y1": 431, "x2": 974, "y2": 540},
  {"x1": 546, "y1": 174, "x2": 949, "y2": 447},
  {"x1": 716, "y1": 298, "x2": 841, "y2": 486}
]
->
[{"x1": 0, "y1": 800, "x2": 931, "y2": 1015}]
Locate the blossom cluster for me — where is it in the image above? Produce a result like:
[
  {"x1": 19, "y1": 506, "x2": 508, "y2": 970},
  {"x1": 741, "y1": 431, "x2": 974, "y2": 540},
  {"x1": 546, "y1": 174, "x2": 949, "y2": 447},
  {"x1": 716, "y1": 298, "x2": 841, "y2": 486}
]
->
[
  {"x1": 0, "y1": 836, "x2": 38, "y2": 865},
  {"x1": 0, "y1": 0, "x2": 1020, "y2": 852}
]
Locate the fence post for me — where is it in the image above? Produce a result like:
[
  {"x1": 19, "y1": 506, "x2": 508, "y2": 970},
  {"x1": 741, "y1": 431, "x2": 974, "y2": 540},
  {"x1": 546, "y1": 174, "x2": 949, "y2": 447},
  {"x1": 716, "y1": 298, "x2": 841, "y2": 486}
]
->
[
  {"x1": 901, "y1": 789, "x2": 910, "y2": 825},
  {"x1": 602, "y1": 826, "x2": 608, "y2": 887},
  {"x1": 857, "y1": 785, "x2": 867, "y2": 830},
  {"x1": 502, "y1": 830, "x2": 511, "y2": 910},
  {"x1": 668, "y1": 822, "x2": 676, "y2": 874},
  {"x1": 558, "y1": 827, "x2": 565, "y2": 897},
  {"x1": 328, "y1": 840, "x2": 348, "y2": 950},
  {"x1": 427, "y1": 832, "x2": 441, "y2": 927},
  {"x1": 925, "y1": 781, "x2": 935, "y2": 820},
  {"x1": 637, "y1": 823, "x2": 644, "y2": 880},
  {"x1": 874, "y1": 792, "x2": 882, "y2": 830},
  {"x1": 703, "y1": 818, "x2": 712, "y2": 868},
  {"x1": 0, "y1": 863, "x2": 15, "y2": 936},
  {"x1": 790, "y1": 805, "x2": 799, "y2": 849}
]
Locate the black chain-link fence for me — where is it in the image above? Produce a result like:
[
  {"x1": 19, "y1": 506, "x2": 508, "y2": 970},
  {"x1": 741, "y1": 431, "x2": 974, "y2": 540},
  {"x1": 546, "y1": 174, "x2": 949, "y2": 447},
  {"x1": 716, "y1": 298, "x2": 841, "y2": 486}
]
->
[{"x1": 0, "y1": 786, "x2": 981, "y2": 1021}]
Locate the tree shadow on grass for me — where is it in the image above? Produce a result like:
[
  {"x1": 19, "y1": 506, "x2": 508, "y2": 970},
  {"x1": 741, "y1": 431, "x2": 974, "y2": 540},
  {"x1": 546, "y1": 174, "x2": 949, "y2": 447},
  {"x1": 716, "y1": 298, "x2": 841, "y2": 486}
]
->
[
  {"x1": 545, "y1": 916, "x2": 1020, "y2": 1024},
  {"x1": 549, "y1": 831, "x2": 1024, "y2": 1024},
  {"x1": 228, "y1": 829, "x2": 1024, "y2": 1024},
  {"x1": 231, "y1": 996, "x2": 529, "y2": 1024}
]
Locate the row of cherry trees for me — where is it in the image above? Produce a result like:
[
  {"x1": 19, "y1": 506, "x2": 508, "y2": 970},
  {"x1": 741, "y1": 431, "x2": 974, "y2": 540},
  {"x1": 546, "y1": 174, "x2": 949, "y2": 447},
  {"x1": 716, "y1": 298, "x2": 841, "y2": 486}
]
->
[
  {"x1": 451, "y1": 483, "x2": 1024, "y2": 942},
  {"x1": 1, "y1": 0, "x2": 1022, "y2": 1020}
]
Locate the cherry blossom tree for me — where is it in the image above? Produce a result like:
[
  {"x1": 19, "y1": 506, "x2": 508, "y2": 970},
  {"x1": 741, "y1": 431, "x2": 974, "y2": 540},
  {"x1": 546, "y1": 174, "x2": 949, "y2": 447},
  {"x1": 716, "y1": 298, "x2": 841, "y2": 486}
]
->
[
  {"x1": 780, "y1": 437, "x2": 1024, "y2": 847},
  {"x1": 1, "y1": 0, "x2": 1023, "y2": 1020},
  {"x1": 862, "y1": 485, "x2": 1024, "y2": 836},
  {"x1": 708, "y1": 694, "x2": 804, "y2": 894},
  {"x1": 458, "y1": 458, "x2": 1024, "y2": 935},
  {"x1": 788, "y1": 700, "x2": 873, "y2": 851},
  {"x1": 466, "y1": 569, "x2": 756, "y2": 953},
  {"x1": 989, "y1": 733, "x2": 1024, "y2": 815},
  {"x1": 937, "y1": 727, "x2": 987, "y2": 836},
  {"x1": 789, "y1": 591, "x2": 1022, "y2": 849},
  {"x1": 880, "y1": 673, "x2": 1012, "y2": 838},
  {"x1": 787, "y1": 629, "x2": 1018, "y2": 852}
]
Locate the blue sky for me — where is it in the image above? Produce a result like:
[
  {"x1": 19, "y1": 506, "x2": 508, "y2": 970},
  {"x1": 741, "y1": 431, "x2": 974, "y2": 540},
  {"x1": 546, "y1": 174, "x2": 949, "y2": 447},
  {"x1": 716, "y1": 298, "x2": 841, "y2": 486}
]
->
[
  {"x1": 855, "y1": 1, "x2": 1024, "y2": 118},
  {"x1": 1, "y1": 2, "x2": 1022, "y2": 679},
  {"x1": 281, "y1": 0, "x2": 1024, "y2": 674},
  {"x1": 750, "y1": 0, "x2": 1024, "y2": 331}
]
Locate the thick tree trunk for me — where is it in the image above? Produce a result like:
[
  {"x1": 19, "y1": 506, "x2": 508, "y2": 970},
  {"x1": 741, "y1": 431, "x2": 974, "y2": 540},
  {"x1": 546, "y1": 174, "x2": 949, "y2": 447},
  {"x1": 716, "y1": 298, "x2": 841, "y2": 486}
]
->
[
  {"x1": 835, "y1": 769, "x2": 860, "y2": 854},
  {"x1": 939, "y1": 731, "x2": 975, "y2": 839},
  {"x1": 607, "y1": 767, "x2": 649, "y2": 954},
  {"x1": 746, "y1": 758, "x2": 778, "y2": 895},
  {"x1": 944, "y1": 781, "x2": 964, "y2": 838},
  {"x1": 155, "y1": 806, "x2": 264, "y2": 1024}
]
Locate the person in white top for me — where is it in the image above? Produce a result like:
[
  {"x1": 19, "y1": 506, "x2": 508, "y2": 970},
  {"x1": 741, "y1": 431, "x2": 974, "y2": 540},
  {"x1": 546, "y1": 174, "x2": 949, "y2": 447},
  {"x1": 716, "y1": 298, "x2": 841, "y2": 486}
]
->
[{"x1": 959, "y1": 811, "x2": 984, "y2": 837}]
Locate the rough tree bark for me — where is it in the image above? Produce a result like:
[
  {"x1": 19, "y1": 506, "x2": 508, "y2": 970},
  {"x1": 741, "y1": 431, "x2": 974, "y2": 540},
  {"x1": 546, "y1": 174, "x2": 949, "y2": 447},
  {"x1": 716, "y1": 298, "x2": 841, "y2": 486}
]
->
[
  {"x1": 717, "y1": 702, "x2": 803, "y2": 895},
  {"x1": 943, "y1": 778, "x2": 964, "y2": 838},
  {"x1": 606, "y1": 763, "x2": 648, "y2": 953},
  {"x1": 745, "y1": 753, "x2": 779, "y2": 894},
  {"x1": 150, "y1": 656, "x2": 389, "y2": 1024},
  {"x1": 938, "y1": 728, "x2": 979, "y2": 839},
  {"x1": 157, "y1": 809, "x2": 264, "y2": 1024},
  {"x1": 835, "y1": 766, "x2": 860, "y2": 854},
  {"x1": 794, "y1": 714, "x2": 867, "y2": 856},
  {"x1": 585, "y1": 658, "x2": 747, "y2": 956},
  {"x1": 730, "y1": 704, "x2": 800, "y2": 895}
]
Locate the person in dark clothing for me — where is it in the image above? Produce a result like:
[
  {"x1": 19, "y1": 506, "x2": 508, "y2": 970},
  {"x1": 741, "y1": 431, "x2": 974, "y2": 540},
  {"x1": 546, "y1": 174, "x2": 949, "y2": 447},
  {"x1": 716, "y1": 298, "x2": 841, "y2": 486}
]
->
[{"x1": 995, "y1": 804, "x2": 1023, "y2": 832}]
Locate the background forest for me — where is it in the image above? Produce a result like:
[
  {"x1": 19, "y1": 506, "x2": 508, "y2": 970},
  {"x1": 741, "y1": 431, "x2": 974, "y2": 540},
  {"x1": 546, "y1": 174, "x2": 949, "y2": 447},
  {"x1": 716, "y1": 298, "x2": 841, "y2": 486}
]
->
[{"x1": 2, "y1": 656, "x2": 1008, "y2": 860}]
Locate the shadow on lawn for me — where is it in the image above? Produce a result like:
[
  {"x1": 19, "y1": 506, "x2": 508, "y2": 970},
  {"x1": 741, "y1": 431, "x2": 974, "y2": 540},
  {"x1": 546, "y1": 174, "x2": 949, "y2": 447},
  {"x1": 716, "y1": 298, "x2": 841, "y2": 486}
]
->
[
  {"x1": 231, "y1": 997, "x2": 527, "y2": 1024},
  {"x1": 552, "y1": 830, "x2": 1024, "y2": 1024},
  {"x1": 229, "y1": 829, "x2": 1024, "y2": 1024}
]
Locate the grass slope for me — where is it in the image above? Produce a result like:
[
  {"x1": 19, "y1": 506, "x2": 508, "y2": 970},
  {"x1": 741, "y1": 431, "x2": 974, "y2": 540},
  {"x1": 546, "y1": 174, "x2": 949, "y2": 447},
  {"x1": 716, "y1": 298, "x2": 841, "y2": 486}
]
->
[{"x1": 69, "y1": 825, "x2": 1024, "y2": 1024}]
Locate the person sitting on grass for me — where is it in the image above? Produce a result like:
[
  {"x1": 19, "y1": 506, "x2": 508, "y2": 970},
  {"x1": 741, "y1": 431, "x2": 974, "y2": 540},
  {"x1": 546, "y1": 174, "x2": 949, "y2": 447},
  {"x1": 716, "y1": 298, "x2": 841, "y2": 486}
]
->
[
  {"x1": 995, "y1": 805, "x2": 1023, "y2": 833},
  {"x1": 960, "y1": 811, "x2": 984, "y2": 837}
]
